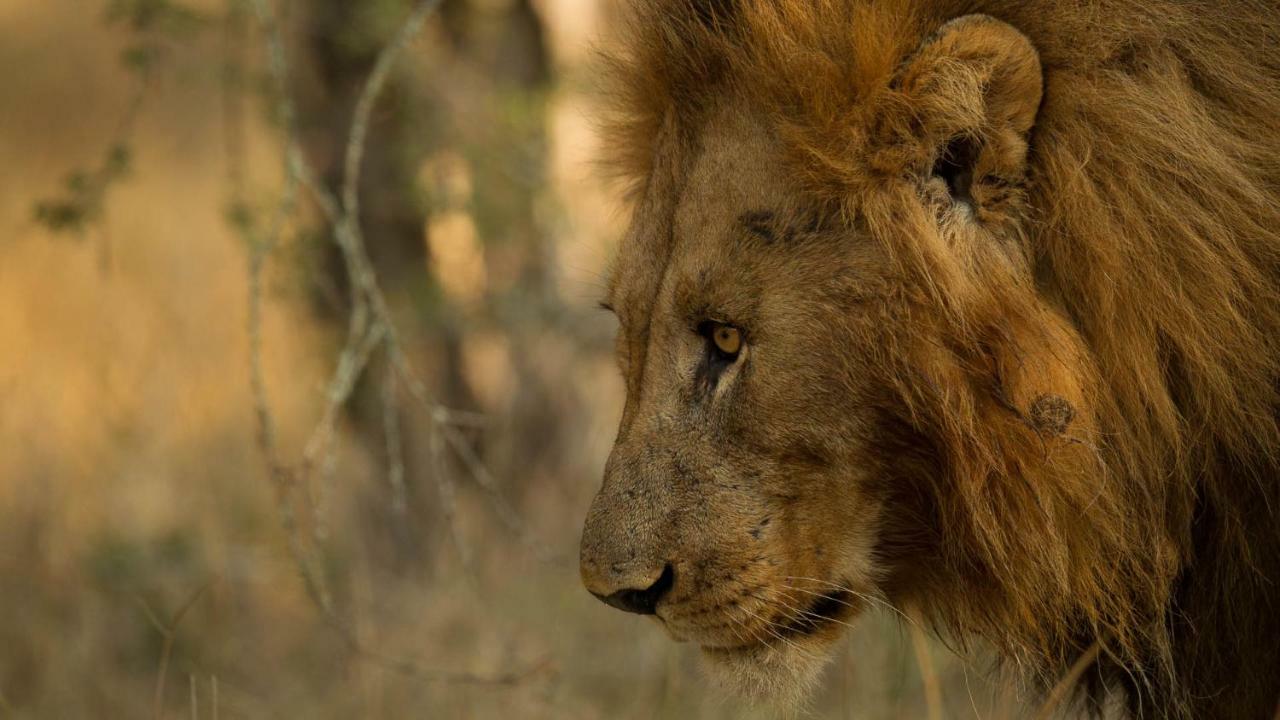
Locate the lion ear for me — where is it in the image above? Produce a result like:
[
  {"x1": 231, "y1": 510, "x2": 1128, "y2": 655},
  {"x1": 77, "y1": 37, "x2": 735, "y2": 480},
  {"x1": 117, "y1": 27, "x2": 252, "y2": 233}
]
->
[{"x1": 892, "y1": 15, "x2": 1043, "y2": 208}]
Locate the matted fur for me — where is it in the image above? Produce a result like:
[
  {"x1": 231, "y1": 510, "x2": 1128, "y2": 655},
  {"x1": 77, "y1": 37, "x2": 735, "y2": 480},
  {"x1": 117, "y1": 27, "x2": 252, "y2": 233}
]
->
[{"x1": 587, "y1": 1, "x2": 1280, "y2": 717}]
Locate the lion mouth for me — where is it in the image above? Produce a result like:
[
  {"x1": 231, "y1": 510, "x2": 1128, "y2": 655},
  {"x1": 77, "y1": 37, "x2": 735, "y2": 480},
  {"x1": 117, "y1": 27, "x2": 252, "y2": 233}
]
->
[
  {"x1": 776, "y1": 588, "x2": 859, "y2": 638},
  {"x1": 700, "y1": 587, "x2": 862, "y2": 657}
]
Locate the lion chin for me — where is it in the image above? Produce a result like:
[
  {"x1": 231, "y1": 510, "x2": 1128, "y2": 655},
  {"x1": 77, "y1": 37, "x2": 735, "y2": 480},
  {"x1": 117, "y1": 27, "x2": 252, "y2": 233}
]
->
[{"x1": 699, "y1": 638, "x2": 838, "y2": 712}]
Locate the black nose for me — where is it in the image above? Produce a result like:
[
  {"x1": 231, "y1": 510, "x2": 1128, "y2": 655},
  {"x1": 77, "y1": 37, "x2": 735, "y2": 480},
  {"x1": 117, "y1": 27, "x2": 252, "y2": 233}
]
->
[{"x1": 592, "y1": 564, "x2": 674, "y2": 615}]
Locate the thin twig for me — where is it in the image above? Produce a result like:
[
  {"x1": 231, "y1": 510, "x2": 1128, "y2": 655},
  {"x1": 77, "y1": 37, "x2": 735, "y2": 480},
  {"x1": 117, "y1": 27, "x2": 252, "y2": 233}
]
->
[
  {"x1": 382, "y1": 362, "x2": 408, "y2": 517},
  {"x1": 343, "y1": 0, "x2": 444, "y2": 222},
  {"x1": 145, "y1": 580, "x2": 216, "y2": 720},
  {"x1": 243, "y1": 0, "x2": 556, "y2": 677},
  {"x1": 189, "y1": 675, "x2": 198, "y2": 720},
  {"x1": 1034, "y1": 641, "x2": 1102, "y2": 720},
  {"x1": 258, "y1": 0, "x2": 549, "y2": 567},
  {"x1": 908, "y1": 608, "x2": 944, "y2": 720},
  {"x1": 440, "y1": 421, "x2": 561, "y2": 564},
  {"x1": 249, "y1": 0, "x2": 296, "y2": 134},
  {"x1": 300, "y1": 315, "x2": 383, "y2": 469},
  {"x1": 221, "y1": 0, "x2": 248, "y2": 199},
  {"x1": 431, "y1": 424, "x2": 473, "y2": 575},
  {"x1": 244, "y1": 0, "x2": 335, "y2": 614}
]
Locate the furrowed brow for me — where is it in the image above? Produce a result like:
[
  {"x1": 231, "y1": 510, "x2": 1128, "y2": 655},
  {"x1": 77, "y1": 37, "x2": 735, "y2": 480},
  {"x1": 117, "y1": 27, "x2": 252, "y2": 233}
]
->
[{"x1": 739, "y1": 210, "x2": 778, "y2": 243}]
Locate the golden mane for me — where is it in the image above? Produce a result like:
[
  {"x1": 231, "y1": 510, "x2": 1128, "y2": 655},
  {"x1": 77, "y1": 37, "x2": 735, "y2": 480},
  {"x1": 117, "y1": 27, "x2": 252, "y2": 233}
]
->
[{"x1": 598, "y1": 0, "x2": 1280, "y2": 714}]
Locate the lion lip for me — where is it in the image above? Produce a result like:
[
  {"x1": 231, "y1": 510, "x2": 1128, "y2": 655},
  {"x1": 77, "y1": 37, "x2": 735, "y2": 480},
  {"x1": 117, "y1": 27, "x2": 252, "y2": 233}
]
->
[
  {"x1": 697, "y1": 588, "x2": 863, "y2": 655},
  {"x1": 776, "y1": 588, "x2": 860, "y2": 638}
]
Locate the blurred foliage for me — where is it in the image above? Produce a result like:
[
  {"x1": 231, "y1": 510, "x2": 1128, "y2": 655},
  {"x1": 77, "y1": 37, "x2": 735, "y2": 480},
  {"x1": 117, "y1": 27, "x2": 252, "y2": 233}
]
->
[
  {"x1": 106, "y1": 0, "x2": 209, "y2": 73},
  {"x1": 325, "y1": 0, "x2": 415, "y2": 57},
  {"x1": 106, "y1": 0, "x2": 205, "y2": 32},
  {"x1": 33, "y1": 0, "x2": 209, "y2": 237},
  {"x1": 33, "y1": 144, "x2": 132, "y2": 235},
  {"x1": 85, "y1": 528, "x2": 201, "y2": 593}
]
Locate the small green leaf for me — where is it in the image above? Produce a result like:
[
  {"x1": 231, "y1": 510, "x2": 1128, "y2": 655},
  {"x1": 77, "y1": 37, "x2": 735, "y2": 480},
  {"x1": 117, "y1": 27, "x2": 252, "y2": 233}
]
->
[
  {"x1": 121, "y1": 43, "x2": 160, "y2": 73},
  {"x1": 66, "y1": 171, "x2": 93, "y2": 194},
  {"x1": 105, "y1": 144, "x2": 132, "y2": 177},
  {"x1": 224, "y1": 200, "x2": 255, "y2": 235},
  {"x1": 34, "y1": 200, "x2": 90, "y2": 234}
]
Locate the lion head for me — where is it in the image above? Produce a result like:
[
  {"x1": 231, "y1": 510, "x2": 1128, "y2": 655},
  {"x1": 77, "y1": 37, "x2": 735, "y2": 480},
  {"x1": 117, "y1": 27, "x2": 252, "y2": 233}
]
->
[{"x1": 579, "y1": 2, "x2": 1280, "y2": 716}]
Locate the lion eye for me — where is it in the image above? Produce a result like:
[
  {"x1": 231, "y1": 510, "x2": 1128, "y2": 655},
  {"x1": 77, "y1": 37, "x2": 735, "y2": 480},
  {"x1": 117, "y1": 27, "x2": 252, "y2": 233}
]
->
[
  {"x1": 700, "y1": 321, "x2": 742, "y2": 360},
  {"x1": 695, "y1": 321, "x2": 743, "y2": 391},
  {"x1": 712, "y1": 325, "x2": 741, "y2": 355}
]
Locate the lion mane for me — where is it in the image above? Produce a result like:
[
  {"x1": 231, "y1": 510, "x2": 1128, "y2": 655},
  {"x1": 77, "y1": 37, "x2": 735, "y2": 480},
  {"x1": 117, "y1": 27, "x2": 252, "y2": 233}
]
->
[{"x1": 598, "y1": 1, "x2": 1280, "y2": 716}]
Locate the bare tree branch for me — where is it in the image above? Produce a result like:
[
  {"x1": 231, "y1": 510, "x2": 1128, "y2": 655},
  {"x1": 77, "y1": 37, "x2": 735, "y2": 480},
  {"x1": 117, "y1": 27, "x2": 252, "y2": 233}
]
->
[
  {"x1": 431, "y1": 423, "x2": 472, "y2": 575},
  {"x1": 236, "y1": 0, "x2": 556, "y2": 691},
  {"x1": 343, "y1": 0, "x2": 444, "y2": 223},
  {"x1": 245, "y1": 0, "x2": 333, "y2": 614},
  {"x1": 382, "y1": 364, "x2": 408, "y2": 517},
  {"x1": 140, "y1": 579, "x2": 217, "y2": 720}
]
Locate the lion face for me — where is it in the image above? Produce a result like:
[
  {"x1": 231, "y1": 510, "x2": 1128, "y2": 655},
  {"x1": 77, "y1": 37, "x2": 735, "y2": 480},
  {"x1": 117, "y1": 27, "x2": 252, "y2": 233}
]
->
[
  {"x1": 580, "y1": 11, "x2": 1097, "y2": 700},
  {"x1": 581, "y1": 106, "x2": 891, "y2": 694}
]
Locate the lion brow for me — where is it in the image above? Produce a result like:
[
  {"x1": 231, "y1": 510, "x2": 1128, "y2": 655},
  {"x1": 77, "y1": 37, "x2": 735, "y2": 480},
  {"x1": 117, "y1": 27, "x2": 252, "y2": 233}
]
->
[{"x1": 739, "y1": 210, "x2": 782, "y2": 243}]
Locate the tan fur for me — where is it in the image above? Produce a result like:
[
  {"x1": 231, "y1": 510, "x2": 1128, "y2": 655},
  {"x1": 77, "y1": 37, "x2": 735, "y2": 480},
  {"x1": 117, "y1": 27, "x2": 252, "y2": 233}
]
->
[{"x1": 579, "y1": 2, "x2": 1280, "y2": 717}]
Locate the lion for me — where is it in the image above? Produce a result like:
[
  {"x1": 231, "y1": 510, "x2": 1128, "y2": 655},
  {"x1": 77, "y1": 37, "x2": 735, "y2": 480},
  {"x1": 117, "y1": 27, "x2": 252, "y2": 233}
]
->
[{"x1": 577, "y1": 1, "x2": 1280, "y2": 717}]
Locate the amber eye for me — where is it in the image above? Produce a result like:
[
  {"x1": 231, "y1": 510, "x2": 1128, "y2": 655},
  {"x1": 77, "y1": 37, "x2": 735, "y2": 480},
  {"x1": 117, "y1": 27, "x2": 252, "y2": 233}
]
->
[
  {"x1": 696, "y1": 321, "x2": 742, "y2": 389},
  {"x1": 703, "y1": 322, "x2": 742, "y2": 358},
  {"x1": 712, "y1": 325, "x2": 741, "y2": 355}
]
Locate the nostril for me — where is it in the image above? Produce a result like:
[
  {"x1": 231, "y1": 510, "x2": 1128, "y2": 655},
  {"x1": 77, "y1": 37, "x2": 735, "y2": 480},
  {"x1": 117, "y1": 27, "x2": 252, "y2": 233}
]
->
[{"x1": 594, "y1": 564, "x2": 675, "y2": 616}]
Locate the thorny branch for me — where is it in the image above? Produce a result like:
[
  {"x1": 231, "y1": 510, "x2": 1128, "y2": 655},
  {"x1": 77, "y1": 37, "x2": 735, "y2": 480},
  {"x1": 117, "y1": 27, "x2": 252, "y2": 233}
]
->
[{"x1": 236, "y1": 0, "x2": 558, "y2": 686}]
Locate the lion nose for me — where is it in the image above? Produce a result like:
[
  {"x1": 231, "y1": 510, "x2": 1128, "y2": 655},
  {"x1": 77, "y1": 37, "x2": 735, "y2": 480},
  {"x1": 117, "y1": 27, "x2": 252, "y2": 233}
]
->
[{"x1": 589, "y1": 564, "x2": 674, "y2": 615}]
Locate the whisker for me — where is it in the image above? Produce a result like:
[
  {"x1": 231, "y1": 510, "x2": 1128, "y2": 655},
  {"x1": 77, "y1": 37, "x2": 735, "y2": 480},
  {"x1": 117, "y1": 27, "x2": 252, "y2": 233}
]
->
[
  {"x1": 724, "y1": 612, "x2": 766, "y2": 650},
  {"x1": 767, "y1": 587, "x2": 868, "y2": 636},
  {"x1": 781, "y1": 576, "x2": 924, "y2": 631},
  {"x1": 737, "y1": 604, "x2": 820, "y2": 661},
  {"x1": 719, "y1": 607, "x2": 759, "y2": 649}
]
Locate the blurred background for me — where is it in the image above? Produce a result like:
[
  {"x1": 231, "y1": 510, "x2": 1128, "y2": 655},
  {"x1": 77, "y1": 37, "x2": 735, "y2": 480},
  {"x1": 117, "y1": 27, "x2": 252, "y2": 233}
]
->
[{"x1": 0, "y1": 0, "x2": 1024, "y2": 717}]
